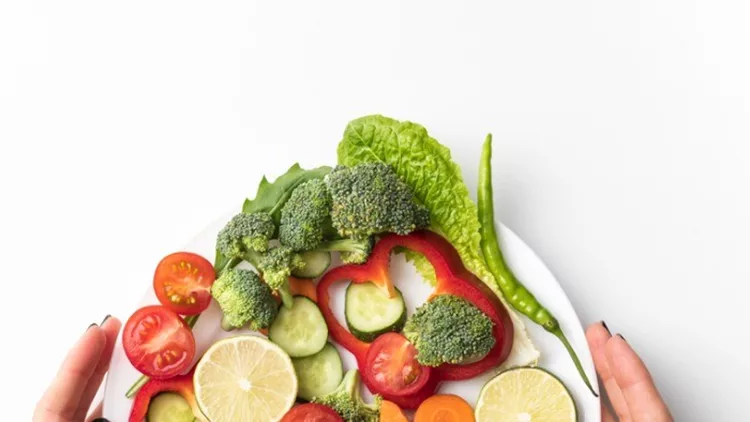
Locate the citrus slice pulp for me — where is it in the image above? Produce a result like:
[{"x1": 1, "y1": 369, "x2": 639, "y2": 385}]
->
[
  {"x1": 475, "y1": 367, "x2": 577, "y2": 422},
  {"x1": 194, "y1": 335, "x2": 297, "y2": 422}
]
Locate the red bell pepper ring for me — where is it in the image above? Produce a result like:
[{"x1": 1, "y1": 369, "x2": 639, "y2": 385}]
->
[
  {"x1": 129, "y1": 369, "x2": 206, "y2": 422},
  {"x1": 316, "y1": 231, "x2": 514, "y2": 407}
]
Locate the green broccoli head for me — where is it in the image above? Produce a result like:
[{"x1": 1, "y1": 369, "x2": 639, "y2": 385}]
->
[
  {"x1": 325, "y1": 163, "x2": 429, "y2": 239},
  {"x1": 257, "y1": 245, "x2": 305, "y2": 308},
  {"x1": 315, "y1": 236, "x2": 374, "y2": 264},
  {"x1": 216, "y1": 212, "x2": 276, "y2": 258},
  {"x1": 403, "y1": 294, "x2": 496, "y2": 367},
  {"x1": 210, "y1": 268, "x2": 278, "y2": 331},
  {"x1": 311, "y1": 370, "x2": 380, "y2": 422},
  {"x1": 279, "y1": 179, "x2": 333, "y2": 251}
]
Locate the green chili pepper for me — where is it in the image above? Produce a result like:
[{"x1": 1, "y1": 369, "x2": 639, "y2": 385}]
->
[{"x1": 478, "y1": 134, "x2": 598, "y2": 397}]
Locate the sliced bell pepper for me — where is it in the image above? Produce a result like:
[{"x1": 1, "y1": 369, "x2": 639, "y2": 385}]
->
[
  {"x1": 316, "y1": 231, "x2": 514, "y2": 407},
  {"x1": 128, "y1": 369, "x2": 207, "y2": 422}
]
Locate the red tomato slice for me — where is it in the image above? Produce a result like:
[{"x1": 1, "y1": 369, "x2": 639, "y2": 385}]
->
[
  {"x1": 281, "y1": 404, "x2": 344, "y2": 422},
  {"x1": 123, "y1": 305, "x2": 195, "y2": 379},
  {"x1": 364, "y1": 333, "x2": 431, "y2": 397},
  {"x1": 153, "y1": 252, "x2": 215, "y2": 315}
]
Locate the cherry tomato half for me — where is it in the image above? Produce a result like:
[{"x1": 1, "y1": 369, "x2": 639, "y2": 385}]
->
[
  {"x1": 153, "y1": 252, "x2": 216, "y2": 315},
  {"x1": 281, "y1": 404, "x2": 344, "y2": 422},
  {"x1": 364, "y1": 333, "x2": 431, "y2": 397},
  {"x1": 123, "y1": 305, "x2": 195, "y2": 379}
]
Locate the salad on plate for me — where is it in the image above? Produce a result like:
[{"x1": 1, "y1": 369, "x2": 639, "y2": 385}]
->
[{"x1": 117, "y1": 115, "x2": 596, "y2": 422}]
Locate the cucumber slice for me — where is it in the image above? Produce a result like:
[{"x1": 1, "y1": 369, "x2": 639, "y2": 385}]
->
[
  {"x1": 292, "y1": 250, "x2": 332, "y2": 278},
  {"x1": 292, "y1": 343, "x2": 344, "y2": 401},
  {"x1": 269, "y1": 296, "x2": 329, "y2": 357},
  {"x1": 147, "y1": 392, "x2": 196, "y2": 422},
  {"x1": 345, "y1": 282, "x2": 407, "y2": 342}
]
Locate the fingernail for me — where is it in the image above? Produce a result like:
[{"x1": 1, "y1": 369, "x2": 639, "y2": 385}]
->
[
  {"x1": 600, "y1": 320, "x2": 610, "y2": 334},
  {"x1": 87, "y1": 323, "x2": 98, "y2": 331},
  {"x1": 101, "y1": 314, "x2": 111, "y2": 325},
  {"x1": 92, "y1": 418, "x2": 110, "y2": 422},
  {"x1": 617, "y1": 334, "x2": 627, "y2": 342}
]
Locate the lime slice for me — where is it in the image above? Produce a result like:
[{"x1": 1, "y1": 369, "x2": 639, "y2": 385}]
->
[
  {"x1": 194, "y1": 335, "x2": 297, "y2": 422},
  {"x1": 475, "y1": 367, "x2": 577, "y2": 422}
]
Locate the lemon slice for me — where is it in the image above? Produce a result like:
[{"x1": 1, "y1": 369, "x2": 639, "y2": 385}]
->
[
  {"x1": 475, "y1": 367, "x2": 577, "y2": 422},
  {"x1": 194, "y1": 335, "x2": 297, "y2": 422}
]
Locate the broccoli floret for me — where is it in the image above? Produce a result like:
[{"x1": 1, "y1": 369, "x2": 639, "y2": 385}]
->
[
  {"x1": 325, "y1": 163, "x2": 429, "y2": 239},
  {"x1": 311, "y1": 370, "x2": 380, "y2": 422},
  {"x1": 210, "y1": 268, "x2": 278, "y2": 331},
  {"x1": 279, "y1": 179, "x2": 333, "y2": 251},
  {"x1": 315, "y1": 236, "x2": 374, "y2": 264},
  {"x1": 256, "y1": 245, "x2": 305, "y2": 309},
  {"x1": 403, "y1": 294, "x2": 495, "y2": 367},
  {"x1": 216, "y1": 212, "x2": 275, "y2": 258}
]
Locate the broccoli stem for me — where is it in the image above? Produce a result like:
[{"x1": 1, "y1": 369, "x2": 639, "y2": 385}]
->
[
  {"x1": 220, "y1": 315, "x2": 236, "y2": 331},
  {"x1": 219, "y1": 256, "x2": 242, "y2": 276},
  {"x1": 243, "y1": 250, "x2": 263, "y2": 269},
  {"x1": 278, "y1": 285, "x2": 294, "y2": 309},
  {"x1": 124, "y1": 314, "x2": 201, "y2": 398}
]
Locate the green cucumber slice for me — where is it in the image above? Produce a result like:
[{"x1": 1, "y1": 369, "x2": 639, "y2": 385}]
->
[
  {"x1": 345, "y1": 282, "x2": 407, "y2": 342},
  {"x1": 292, "y1": 250, "x2": 332, "y2": 278},
  {"x1": 292, "y1": 343, "x2": 344, "y2": 401},
  {"x1": 269, "y1": 296, "x2": 329, "y2": 357},
  {"x1": 147, "y1": 392, "x2": 196, "y2": 422}
]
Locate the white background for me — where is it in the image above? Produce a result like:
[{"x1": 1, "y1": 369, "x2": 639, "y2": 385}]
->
[{"x1": 1, "y1": 1, "x2": 748, "y2": 421}]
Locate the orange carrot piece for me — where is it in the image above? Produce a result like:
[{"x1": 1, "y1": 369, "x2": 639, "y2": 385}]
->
[
  {"x1": 289, "y1": 277, "x2": 317, "y2": 302},
  {"x1": 414, "y1": 394, "x2": 475, "y2": 422},
  {"x1": 380, "y1": 400, "x2": 409, "y2": 422}
]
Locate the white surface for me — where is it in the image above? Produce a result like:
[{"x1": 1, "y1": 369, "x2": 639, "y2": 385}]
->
[
  {"x1": 1, "y1": 1, "x2": 749, "y2": 421},
  {"x1": 101, "y1": 215, "x2": 599, "y2": 421}
]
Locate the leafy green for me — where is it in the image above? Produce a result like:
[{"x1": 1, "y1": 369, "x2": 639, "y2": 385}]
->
[
  {"x1": 337, "y1": 114, "x2": 540, "y2": 369},
  {"x1": 242, "y1": 163, "x2": 332, "y2": 224},
  {"x1": 395, "y1": 248, "x2": 437, "y2": 286},
  {"x1": 337, "y1": 115, "x2": 493, "y2": 285}
]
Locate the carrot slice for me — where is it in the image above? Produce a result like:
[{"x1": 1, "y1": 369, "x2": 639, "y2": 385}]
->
[
  {"x1": 414, "y1": 394, "x2": 475, "y2": 422},
  {"x1": 380, "y1": 400, "x2": 408, "y2": 422},
  {"x1": 289, "y1": 277, "x2": 317, "y2": 302}
]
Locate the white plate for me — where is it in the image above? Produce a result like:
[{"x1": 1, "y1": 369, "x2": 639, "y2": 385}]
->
[{"x1": 103, "y1": 212, "x2": 600, "y2": 421}]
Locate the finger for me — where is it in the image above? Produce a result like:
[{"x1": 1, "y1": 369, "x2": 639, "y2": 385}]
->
[
  {"x1": 601, "y1": 402, "x2": 616, "y2": 422},
  {"x1": 74, "y1": 316, "x2": 123, "y2": 421},
  {"x1": 606, "y1": 335, "x2": 673, "y2": 422},
  {"x1": 84, "y1": 402, "x2": 102, "y2": 422},
  {"x1": 585, "y1": 322, "x2": 632, "y2": 421},
  {"x1": 34, "y1": 325, "x2": 107, "y2": 422}
]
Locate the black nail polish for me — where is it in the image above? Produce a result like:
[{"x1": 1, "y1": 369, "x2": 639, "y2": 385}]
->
[
  {"x1": 87, "y1": 323, "x2": 97, "y2": 331},
  {"x1": 617, "y1": 334, "x2": 627, "y2": 342},
  {"x1": 92, "y1": 418, "x2": 110, "y2": 422},
  {"x1": 601, "y1": 320, "x2": 610, "y2": 334},
  {"x1": 101, "y1": 314, "x2": 111, "y2": 325}
]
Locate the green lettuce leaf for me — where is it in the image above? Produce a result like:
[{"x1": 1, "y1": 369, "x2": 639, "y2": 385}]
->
[
  {"x1": 394, "y1": 248, "x2": 437, "y2": 286},
  {"x1": 338, "y1": 115, "x2": 493, "y2": 284},
  {"x1": 337, "y1": 114, "x2": 539, "y2": 368}
]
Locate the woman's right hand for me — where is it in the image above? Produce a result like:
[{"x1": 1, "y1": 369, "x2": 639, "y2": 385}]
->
[{"x1": 587, "y1": 322, "x2": 673, "y2": 422}]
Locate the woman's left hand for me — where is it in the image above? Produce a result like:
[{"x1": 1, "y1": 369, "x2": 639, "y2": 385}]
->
[{"x1": 33, "y1": 316, "x2": 121, "y2": 422}]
